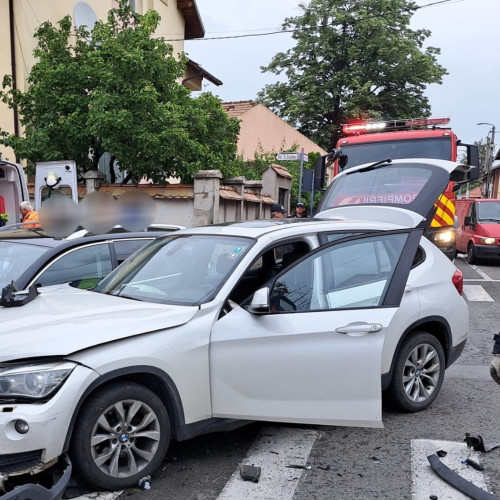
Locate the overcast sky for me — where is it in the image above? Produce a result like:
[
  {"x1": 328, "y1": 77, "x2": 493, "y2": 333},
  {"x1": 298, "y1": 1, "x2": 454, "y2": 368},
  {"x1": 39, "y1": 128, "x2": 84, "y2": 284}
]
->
[{"x1": 185, "y1": 0, "x2": 500, "y2": 149}]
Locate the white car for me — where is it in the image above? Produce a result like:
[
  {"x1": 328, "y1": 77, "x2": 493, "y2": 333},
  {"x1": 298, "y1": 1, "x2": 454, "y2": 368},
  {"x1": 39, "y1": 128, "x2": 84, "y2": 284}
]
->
[{"x1": 0, "y1": 159, "x2": 471, "y2": 495}]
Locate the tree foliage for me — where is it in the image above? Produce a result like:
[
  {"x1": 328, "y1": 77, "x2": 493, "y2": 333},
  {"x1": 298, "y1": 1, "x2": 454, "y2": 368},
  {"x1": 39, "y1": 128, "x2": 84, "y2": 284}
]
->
[
  {"x1": 242, "y1": 147, "x2": 321, "y2": 208},
  {"x1": 257, "y1": 0, "x2": 447, "y2": 150},
  {"x1": 0, "y1": 1, "x2": 240, "y2": 183}
]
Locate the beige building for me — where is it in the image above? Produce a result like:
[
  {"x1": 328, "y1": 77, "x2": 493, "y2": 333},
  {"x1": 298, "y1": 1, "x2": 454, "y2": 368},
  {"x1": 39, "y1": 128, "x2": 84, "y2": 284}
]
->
[
  {"x1": 0, "y1": 0, "x2": 220, "y2": 160},
  {"x1": 222, "y1": 100, "x2": 327, "y2": 160}
]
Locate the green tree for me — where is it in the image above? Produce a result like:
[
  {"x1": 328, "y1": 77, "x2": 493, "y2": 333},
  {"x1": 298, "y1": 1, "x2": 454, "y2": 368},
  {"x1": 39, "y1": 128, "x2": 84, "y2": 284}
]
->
[
  {"x1": 0, "y1": 1, "x2": 240, "y2": 183},
  {"x1": 241, "y1": 146, "x2": 321, "y2": 209},
  {"x1": 257, "y1": 0, "x2": 447, "y2": 151}
]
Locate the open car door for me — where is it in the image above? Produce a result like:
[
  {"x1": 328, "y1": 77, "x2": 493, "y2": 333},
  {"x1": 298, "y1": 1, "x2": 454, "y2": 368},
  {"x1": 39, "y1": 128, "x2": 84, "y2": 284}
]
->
[{"x1": 210, "y1": 229, "x2": 422, "y2": 428}]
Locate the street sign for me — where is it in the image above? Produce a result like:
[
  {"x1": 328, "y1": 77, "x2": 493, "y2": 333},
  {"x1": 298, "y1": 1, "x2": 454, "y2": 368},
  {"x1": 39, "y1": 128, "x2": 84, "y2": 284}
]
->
[{"x1": 276, "y1": 152, "x2": 309, "y2": 162}]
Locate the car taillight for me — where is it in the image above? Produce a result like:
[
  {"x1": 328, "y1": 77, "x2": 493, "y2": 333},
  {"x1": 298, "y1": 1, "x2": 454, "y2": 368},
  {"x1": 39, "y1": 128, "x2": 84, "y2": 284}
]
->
[{"x1": 452, "y1": 268, "x2": 463, "y2": 295}]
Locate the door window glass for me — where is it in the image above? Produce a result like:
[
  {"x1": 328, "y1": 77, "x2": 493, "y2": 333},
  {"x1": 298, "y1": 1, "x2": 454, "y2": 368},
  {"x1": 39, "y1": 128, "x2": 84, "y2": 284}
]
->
[
  {"x1": 320, "y1": 232, "x2": 364, "y2": 244},
  {"x1": 229, "y1": 241, "x2": 311, "y2": 305},
  {"x1": 113, "y1": 239, "x2": 153, "y2": 264},
  {"x1": 270, "y1": 233, "x2": 408, "y2": 312},
  {"x1": 35, "y1": 244, "x2": 113, "y2": 287}
]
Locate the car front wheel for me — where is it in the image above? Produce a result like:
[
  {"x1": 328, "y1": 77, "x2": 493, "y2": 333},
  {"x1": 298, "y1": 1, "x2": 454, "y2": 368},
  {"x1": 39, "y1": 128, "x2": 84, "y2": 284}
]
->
[
  {"x1": 387, "y1": 332, "x2": 445, "y2": 412},
  {"x1": 70, "y1": 381, "x2": 170, "y2": 490}
]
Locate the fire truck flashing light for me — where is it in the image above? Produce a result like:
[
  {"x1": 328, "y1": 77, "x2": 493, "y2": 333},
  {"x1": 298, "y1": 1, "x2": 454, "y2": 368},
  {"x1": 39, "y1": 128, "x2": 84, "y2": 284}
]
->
[{"x1": 341, "y1": 117, "x2": 451, "y2": 136}]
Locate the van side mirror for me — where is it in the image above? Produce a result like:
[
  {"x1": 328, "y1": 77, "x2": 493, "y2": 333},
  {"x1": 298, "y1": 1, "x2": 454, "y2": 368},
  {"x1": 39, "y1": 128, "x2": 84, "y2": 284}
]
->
[{"x1": 464, "y1": 216, "x2": 474, "y2": 228}]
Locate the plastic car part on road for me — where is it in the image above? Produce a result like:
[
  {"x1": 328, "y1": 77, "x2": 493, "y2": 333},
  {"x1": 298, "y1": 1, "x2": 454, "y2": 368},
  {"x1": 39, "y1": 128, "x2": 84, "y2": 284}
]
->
[{"x1": 0, "y1": 454, "x2": 71, "y2": 500}]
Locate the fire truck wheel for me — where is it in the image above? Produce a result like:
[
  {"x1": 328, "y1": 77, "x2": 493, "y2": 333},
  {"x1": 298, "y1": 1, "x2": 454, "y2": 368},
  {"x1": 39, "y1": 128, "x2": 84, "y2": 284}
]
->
[
  {"x1": 387, "y1": 331, "x2": 445, "y2": 413},
  {"x1": 467, "y1": 243, "x2": 477, "y2": 264}
]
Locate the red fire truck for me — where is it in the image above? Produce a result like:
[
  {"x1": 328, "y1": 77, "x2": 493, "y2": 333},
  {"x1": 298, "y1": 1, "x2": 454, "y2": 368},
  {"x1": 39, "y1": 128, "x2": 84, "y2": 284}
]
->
[{"x1": 316, "y1": 117, "x2": 479, "y2": 259}]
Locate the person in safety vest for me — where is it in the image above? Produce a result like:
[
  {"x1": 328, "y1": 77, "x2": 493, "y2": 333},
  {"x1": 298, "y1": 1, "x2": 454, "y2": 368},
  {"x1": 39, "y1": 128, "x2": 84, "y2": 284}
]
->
[{"x1": 20, "y1": 201, "x2": 40, "y2": 228}]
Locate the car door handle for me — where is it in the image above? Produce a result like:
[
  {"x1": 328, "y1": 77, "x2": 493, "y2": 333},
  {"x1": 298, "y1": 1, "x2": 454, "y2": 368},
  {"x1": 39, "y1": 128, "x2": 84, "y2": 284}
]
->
[
  {"x1": 404, "y1": 285, "x2": 414, "y2": 293},
  {"x1": 335, "y1": 322, "x2": 382, "y2": 336}
]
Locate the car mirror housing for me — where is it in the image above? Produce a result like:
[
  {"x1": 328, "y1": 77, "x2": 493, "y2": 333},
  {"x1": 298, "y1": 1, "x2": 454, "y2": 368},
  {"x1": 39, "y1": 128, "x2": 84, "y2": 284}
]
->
[
  {"x1": 0, "y1": 282, "x2": 39, "y2": 307},
  {"x1": 244, "y1": 287, "x2": 270, "y2": 315}
]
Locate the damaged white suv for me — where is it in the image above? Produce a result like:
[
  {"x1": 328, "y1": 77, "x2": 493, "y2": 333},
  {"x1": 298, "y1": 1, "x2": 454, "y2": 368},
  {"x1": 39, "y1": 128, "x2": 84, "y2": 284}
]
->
[{"x1": 0, "y1": 159, "x2": 471, "y2": 496}]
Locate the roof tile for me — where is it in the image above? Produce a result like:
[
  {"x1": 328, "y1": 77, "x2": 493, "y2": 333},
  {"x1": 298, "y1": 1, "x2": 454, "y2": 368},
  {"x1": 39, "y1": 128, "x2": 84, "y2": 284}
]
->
[{"x1": 222, "y1": 100, "x2": 257, "y2": 117}]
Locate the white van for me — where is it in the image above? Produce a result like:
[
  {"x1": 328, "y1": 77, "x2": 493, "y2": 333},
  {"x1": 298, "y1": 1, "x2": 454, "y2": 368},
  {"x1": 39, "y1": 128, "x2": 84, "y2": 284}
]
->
[
  {"x1": 0, "y1": 158, "x2": 29, "y2": 226},
  {"x1": 0, "y1": 158, "x2": 78, "y2": 229}
]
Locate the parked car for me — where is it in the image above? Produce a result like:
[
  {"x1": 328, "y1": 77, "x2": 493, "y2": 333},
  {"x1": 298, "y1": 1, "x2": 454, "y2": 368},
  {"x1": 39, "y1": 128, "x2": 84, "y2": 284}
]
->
[
  {"x1": 455, "y1": 198, "x2": 500, "y2": 263},
  {"x1": 0, "y1": 224, "x2": 183, "y2": 291},
  {"x1": 0, "y1": 159, "x2": 470, "y2": 497}
]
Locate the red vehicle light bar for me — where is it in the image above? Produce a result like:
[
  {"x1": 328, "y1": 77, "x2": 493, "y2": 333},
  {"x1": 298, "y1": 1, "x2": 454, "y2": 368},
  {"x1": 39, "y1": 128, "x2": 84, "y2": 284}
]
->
[{"x1": 342, "y1": 117, "x2": 450, "y2": 135}]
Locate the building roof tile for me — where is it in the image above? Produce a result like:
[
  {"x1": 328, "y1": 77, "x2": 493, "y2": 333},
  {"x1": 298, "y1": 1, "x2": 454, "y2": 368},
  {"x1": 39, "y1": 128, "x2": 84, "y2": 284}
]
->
[
  {"x1": 221, "y1": 100, "x2": 257, "y2": 117},
  {"x1": 270, "y1": 164, "x2": 293, "y2": 179}
]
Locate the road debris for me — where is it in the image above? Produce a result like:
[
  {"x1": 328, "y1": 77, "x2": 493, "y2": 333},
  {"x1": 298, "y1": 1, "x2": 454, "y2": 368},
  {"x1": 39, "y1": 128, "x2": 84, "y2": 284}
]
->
[
  {"x1": 464, "y1": 433, "x2": 500, "y2": 453},
  {"x1": 240, "y1": 465, "x2": 261, "y2": 483},
  {"x1": 137, "y1": 475, "x2": 151, "y2": 490}
]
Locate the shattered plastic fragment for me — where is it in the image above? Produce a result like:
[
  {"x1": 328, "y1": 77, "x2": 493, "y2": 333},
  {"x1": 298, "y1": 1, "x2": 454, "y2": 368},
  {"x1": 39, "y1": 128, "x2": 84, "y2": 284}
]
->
[
  {"x1": 138, "y1": 475, "x2": 151, "y2": 490},
  {"x1": 240, "y1": 465, "x2": 261, "y2": 483},
  {"x1": 464, "y1": 433, "x2": 500, "y2": 453}
]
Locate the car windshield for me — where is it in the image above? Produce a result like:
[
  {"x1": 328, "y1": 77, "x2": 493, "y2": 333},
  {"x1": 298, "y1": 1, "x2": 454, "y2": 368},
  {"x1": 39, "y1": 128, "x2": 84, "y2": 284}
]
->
[
  {"x1": 478, "y1": 202, "x2": 500, "y2": 222},
  {"x1": 0, "y1": 241, "x2": 49, "y2": 289},
  {"x1": 94, "y1": 234, "x2": 254, "y2": 305},
  {"x1": 340, "y1": 138, "x2": 451, "y2": 169}
]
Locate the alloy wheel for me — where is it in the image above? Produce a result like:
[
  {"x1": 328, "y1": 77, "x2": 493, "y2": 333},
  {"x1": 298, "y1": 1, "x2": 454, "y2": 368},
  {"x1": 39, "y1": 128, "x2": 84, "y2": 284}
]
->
[
  {"x1": 90, "y1": 399, "x2": 162, "y2": 478},
  {"x1": 402, "y1": 343, "x2": 440, "y2": 403}
]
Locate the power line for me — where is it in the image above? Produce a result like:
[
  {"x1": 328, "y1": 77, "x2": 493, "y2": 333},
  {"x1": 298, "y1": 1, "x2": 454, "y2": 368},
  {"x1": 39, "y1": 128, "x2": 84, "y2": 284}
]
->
[{"x1": 157, "y1": 0, "x2": 460, "y2": 42}]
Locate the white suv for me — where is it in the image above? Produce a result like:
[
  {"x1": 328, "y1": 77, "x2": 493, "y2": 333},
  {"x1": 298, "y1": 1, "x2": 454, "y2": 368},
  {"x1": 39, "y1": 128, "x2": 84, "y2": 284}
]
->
[{"x1": 0, "y1": 159, "x2": 471, "y2": 495}]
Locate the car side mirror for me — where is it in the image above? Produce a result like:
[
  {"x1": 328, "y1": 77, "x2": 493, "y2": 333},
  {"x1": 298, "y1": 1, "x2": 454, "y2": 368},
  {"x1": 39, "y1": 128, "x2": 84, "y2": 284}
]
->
[
  {"x1": 0, "y1": 282, "x2": 39, "y2": 307},
  {"x1": 244, "y1": 287, "x2": 270, "y2": 315}
]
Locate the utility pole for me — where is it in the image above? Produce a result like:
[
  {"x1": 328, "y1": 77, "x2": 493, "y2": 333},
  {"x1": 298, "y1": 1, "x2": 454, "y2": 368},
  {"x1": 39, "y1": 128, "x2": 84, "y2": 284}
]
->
[{"x1": 478, "y1": 122, "x2": 496, "y2": 198}]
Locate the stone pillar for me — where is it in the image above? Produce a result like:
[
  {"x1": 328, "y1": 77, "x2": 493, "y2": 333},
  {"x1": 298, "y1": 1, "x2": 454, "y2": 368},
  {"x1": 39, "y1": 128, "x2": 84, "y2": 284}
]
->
[
  {"x1": 245, "y1": 180, "x2": 263, "y2": 219},
  {"x1": 83, "y1": 170, "x2": 106, "y2": 195},
  {"x1": 225, "y1": 176, "x2": 245, "y2": 221},
  {"x1": 192, "y1": 170, "x2": 222, "y2": 226}
]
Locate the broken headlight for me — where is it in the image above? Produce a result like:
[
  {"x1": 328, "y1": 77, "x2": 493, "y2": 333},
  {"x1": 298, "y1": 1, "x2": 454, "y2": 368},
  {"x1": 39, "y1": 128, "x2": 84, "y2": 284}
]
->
[{"x1": 0, "y1": 362, "x2": 75, "y2": 402}]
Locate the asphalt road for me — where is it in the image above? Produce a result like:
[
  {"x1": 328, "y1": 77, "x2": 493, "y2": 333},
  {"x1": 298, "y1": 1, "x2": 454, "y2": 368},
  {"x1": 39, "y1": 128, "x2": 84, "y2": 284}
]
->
[{"x1": 71, "y1": 254, "x2": 500, "y2": 500}]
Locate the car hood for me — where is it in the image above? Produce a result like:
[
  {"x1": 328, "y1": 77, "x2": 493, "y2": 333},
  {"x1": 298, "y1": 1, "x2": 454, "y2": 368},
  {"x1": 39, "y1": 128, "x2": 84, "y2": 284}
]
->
[
  {"x1": 478, "y1": 223, "x2": 500, "y2": 237},
  {"x1": 0, "y1": 284, "x2": 199, "y2": 362},
  {"x1": 317, "y1": 158, "x2": 473, "y2": 228}
]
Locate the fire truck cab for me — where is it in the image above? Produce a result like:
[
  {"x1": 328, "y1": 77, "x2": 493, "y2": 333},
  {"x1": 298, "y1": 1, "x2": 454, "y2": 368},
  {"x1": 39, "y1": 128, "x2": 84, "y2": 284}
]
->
[{"x1": 315, "y1": 118, "x2": 479, "y2": 260}]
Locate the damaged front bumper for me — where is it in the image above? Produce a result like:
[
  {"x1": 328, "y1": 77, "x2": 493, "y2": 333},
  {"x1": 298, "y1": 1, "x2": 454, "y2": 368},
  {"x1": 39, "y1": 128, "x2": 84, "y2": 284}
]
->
[{"x1": 0, "y1": 454, "x2": 71, "y2": 500}]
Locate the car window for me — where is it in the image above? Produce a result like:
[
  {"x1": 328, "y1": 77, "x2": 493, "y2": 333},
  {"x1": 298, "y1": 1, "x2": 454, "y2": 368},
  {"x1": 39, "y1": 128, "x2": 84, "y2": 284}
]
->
[
  {"x1": 320, "y1": 232, "x2": 364, "y2": 244},
  {"x1": 0, "y1": 241, "x2": 49, "y2": 289},
  {"x1": 113, "y1": 238, "x2": 153, "y2": 265},
  {"x1": 228, "y1": 240, "x2": 311, "y2": 305},
  {"x1": 270, "y1": 233, "x2": 408, "y2": 312},
  {"x1": 35, "y1": 243, "x2": 113, "y2": 288}
]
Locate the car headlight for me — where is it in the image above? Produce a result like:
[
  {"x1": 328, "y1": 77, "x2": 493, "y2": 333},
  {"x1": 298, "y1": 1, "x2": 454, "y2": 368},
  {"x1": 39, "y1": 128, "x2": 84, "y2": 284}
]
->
[
  {"x1": 0, "y1": 362, "x2": 75, "y2": 402},
  {"x1": 480, "y1": 237, "x2": 496, "y2": 245},
  {"x1": 430, "y1": 229, "x2": 455, "y2": 243}
]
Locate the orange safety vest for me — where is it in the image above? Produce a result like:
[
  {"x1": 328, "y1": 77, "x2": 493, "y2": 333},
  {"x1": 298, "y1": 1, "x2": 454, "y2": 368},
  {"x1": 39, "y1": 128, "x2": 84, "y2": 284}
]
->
[{"x1": 22, "y1": 209, "x2": 41, "y2": 228}]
